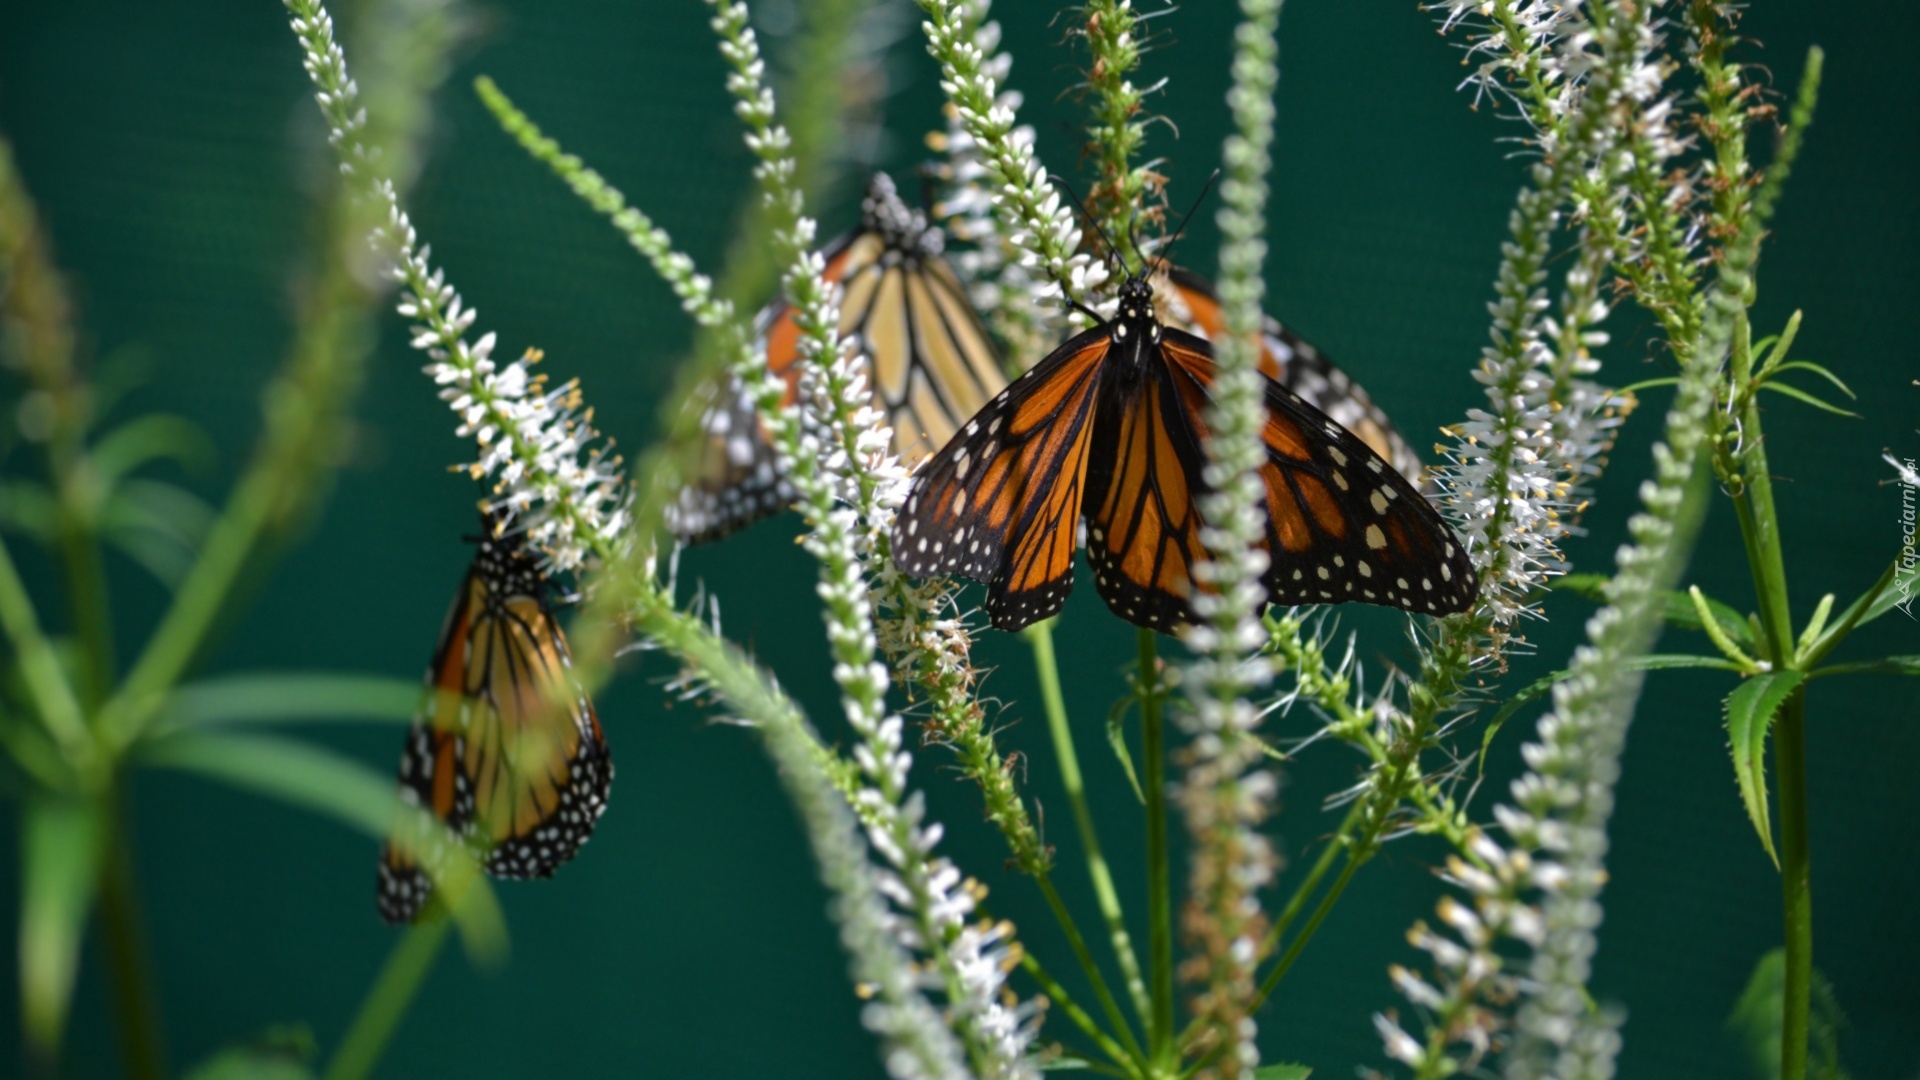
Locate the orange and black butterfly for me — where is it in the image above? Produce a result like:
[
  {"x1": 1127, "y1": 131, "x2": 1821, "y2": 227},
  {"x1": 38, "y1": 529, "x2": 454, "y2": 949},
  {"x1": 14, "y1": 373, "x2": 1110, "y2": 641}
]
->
[
  {"x1": 668, "y1": 173, "x2": 1008, "y2": 543},
  {"x1": 1151, "y1": 267, "x2": 1424, "y2": 484},
  {"x1": 377, "y1": 513, "x2": 612, "y2": 924},
  {"x1": 891, "y1": 267, "x2": 1477, "y2": 633}
]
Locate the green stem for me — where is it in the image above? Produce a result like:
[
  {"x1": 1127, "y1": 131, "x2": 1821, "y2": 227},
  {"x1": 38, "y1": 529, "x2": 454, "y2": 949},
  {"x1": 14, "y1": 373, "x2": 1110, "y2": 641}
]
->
[
  {"x1": 1015, "y1": 945, "x2": 1135, "y2": 1072},
  {"x1": 324, "y1": 918, "x2": 452, "y2": 1080},
  {"x1": 54, "y1": 504, "x2": 114, "y2": 711},
  {"x1": 1137, "y1": 628, "x2": 1175, "y2": 1066},
  {"x1": 0, "y1": 536, "x2": 89, "y2": 754},
  {"x1": 1776, "y1": 686, "x2": 1811, "y2": 1080},
  {"x1": 1256, "y1": 851, "x2": 1360, "y2": 1006},
  {"x1": 1258, "y1": 798, "x2": 1365, "y2": 961},
  {"x1": 1035, "y1": 874, "x2": 1149, "y2": 1068},
  {"x1": 1026, "y1": 620, "x2": 1153, "y2": 1032},
  {"x1": 98, "y1": 793, "x2": 166, "y2": 1080}
]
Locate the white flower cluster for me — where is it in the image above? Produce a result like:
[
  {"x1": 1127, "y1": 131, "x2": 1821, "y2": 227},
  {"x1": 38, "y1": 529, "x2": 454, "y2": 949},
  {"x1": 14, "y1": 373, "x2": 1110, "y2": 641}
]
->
[
  {"x1": 915, "y1": 0, "x2": 1109, "y2": 311},
  {"x1": 1386, "y1": 6, "x2": 1689, "y2": 1077},
  {"x1": 287, "y1": 0, "x2": 630, "y2": 573},
  {"x1": 927, "y1": 2, "x2": 1068, "y2": 359},
  {"x1": 386, "y1": 201, "x2": 632, "y2": 571},
  {"x1": 1176, "y1": 2, "x2": 1284, "y2": 1074},
  {"x1": 707, "y1": 4, "x2": 1036, "y2": 1075},
  {"x1": 1428, "y1": 2, "x2": 1661, "y2": 626}
]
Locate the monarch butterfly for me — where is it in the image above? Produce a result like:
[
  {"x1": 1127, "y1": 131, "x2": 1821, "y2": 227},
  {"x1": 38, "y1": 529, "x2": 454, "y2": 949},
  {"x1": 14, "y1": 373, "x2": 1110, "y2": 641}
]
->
[
  {"x1": 377, "y1": 513, "x2": 613, "y2": 924},
  {"x1": 891, "y1": 266, "x2": 1478, "y2": 633},
  {"x1": 1151, "y1": 267, "x2": 1424, "y2": 484},
  {"x1": 668, "y1": 173, "x2": 1009, "y2": 543}
]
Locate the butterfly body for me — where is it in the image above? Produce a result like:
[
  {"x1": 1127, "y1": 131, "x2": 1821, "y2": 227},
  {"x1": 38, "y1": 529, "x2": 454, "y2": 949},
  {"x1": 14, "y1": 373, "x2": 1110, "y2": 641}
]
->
[
  {"x1": 378, "y1": 517, "x2": 612, "y2": 924},
  {"x1": 893, "y1": 271, "x2": 1477, "y2": 633}
]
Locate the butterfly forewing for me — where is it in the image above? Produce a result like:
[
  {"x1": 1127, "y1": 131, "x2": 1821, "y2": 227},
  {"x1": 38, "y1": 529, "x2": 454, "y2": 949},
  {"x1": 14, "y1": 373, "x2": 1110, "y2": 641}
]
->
[
  {"x1": 1157, "y1": 334, "x2": 1477, "y2": 614},
  {"x1": 894, "y1": 333, "x2": 1109, "y2": 629},
  {"x1": 1155, "y1": 266, "x2": 1425, "y2": 484},
  {"x1": 376, "y1": 526, "x2": 612, "y2": 925},
  {"x1": 670, "y1": 174, "x2": 1010, "y2": 544}
]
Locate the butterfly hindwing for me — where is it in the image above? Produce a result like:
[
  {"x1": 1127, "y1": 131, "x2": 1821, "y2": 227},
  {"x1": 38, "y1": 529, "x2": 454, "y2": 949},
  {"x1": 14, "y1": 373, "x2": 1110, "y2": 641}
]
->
[{"x1": 377, "y1": 522, "x2": 613, "y2": 925}]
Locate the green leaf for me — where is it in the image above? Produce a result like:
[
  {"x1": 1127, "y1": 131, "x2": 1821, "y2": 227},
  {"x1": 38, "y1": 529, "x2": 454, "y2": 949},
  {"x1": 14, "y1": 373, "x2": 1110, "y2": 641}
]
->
[
  {"x1": 184, "y1": 1026, "x2": 317, "y2": 1080},
  {"x1": 1726, "y1": 948, "x2": 1786, "y2": 1080},
  {"x1": 1480, "y1": 654, "x2": 1740, "y2": 776},
  {"x1": 139, "y1": 730, "x2": 506, "y2": 962},
  {"x1": 1725, "y1": 946, "x2": 1854, "y2": 1080},
  {"x1": 1758, "y1": 380, "x2": 1862, "y2": 418},
  {"x1": 1768, "y1": 360, "x2": 1855, "y2": 399},
  {"x1": 1811, "y1": 656, "x2": 1920, "y2": 678},
  {"x1": 99, "y1": 478, "x2": 218, "y2": 588},
  {"x1": 19, "y1": 797, "x2": 104, "y2": 1057},
  {"x1": 1803, "y1": 560, "x2": 1906, "y2": 667},
  {"x1": 1105, "y1": 695, "x2": 1145, "y2": 804},
  {"x1": 1556, "y1": 574, "x2": 1755, "y2": 647},
  {"x1": 1253, "y1": 1065, "x2": 1312, "y2": 1080},
  {"x1": 0, "y1": 479, "x2": 57, "y2": 540},
  {"x1": 1479, "y1": 670, "x2": 1560, "y2": 776},
  {"x1": 1037, "y1": 1057, "x2": 1098, "y2": 1071},
  {"x1": 154, "y1": 673, "x2": 423, "y2": 735},
  {"x1": 89, "y1": 414, "x2": 215, "y2": 486},
  {"x1": 1724, "y1": 671, "x2": 1807, "y2": 867}
]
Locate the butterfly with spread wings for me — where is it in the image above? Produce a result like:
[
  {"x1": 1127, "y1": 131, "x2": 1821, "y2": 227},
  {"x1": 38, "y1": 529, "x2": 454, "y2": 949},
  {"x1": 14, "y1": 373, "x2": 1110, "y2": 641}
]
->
[
  {"x1": 1152, "y1": 266, "x2": 1425, "y2": 485},
  {"x1": 891, "y1": 268, "x2": 1478, "y2": 633},
  {"x1": 668, "y1": 173, "x2": 1009, "y2": 544},
  {"x1": 378, "y1": 513, "x2": 613, "y2": 924}
]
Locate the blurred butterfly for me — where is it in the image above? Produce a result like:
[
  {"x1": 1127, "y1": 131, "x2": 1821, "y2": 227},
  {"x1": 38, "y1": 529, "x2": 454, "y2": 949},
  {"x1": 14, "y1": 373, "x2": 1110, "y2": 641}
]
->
[
  {"x1": 668, "y1": 173, "x2": 1009, "y2": 543},
  {"x1": 1150, "y1": 266, "x2": 1425, "y2": 485},
  {"x1": 378, "y1": 512, "x2": 613, "y2": 924},
  {"x1": 891, "y1": 264, "x2": 1478, "y2": 633}
]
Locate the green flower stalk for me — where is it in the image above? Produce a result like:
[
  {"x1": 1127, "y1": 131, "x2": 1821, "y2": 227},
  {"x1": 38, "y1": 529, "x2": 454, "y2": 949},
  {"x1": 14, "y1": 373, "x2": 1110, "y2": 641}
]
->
[
  {"x1": 707, "y1": 3, "x2": 1037, "y2": 1074},
  {"x1": 915, "y1": 0, "x2": 1109, "y2": 311},
  {"x1": 1080, "y1": 0, "x2": 1163, "y2": 255},
  {"x1": 1176, "y1": 4, "x2": 1283, "y2": 1078}
]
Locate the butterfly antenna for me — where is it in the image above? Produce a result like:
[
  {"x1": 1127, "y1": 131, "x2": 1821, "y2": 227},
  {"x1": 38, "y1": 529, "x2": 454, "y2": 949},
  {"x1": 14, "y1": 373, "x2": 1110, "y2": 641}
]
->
[
  {"x1": 1048, "y1": 173, "x2": 1125, "y2": 279},
  {"x1": 1156, "y1": 168, "x2": 1222, "y2": 276},
  {"x1": 1039, "y1": 172, "x2": 1115, "y2": 322}
]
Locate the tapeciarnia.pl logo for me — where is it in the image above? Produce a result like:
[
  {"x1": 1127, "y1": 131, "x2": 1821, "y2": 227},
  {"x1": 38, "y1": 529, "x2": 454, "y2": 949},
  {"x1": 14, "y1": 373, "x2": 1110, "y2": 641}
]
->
[{"x1": 1896, "y1": 454, "x2": 1917, "y2": 619}]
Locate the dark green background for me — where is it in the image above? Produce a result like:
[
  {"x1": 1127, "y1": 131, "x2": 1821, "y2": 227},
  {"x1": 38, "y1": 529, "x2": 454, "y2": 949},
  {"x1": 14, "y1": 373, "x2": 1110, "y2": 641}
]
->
[{"x1": 2, "y1": 1, "x2": 1916, "y2": 1076}]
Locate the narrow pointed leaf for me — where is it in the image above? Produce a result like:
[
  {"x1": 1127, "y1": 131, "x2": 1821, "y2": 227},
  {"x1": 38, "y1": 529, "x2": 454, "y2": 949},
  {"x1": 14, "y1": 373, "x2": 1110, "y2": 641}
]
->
[
  {"x1": 19, "y1": 796, "x2": 104, "y2": 1058},
  {"x1": 1758, "y1": 381, "x2": 1861, "y2": 418},
  {"x1": 1804, "y1": 560, "x2": 1904, "y2": 666},
  {"x1": 1724, "y1": 671, "x2": 1806, "y2": 867},
  {"x1": 1480, "y1": 654, "x2": 1740, "y2": 775},
  {"x1": 1768, "y1": 360, "x2": 1855, "y2": 399},
  {"x1": 1810, "y1": 656, "x2": 1920, "y2": 679},
  {"x1": 1556, "y1": 575, "x2": 1754, "y2": 646},
  {"x1": 138, "y1": 730, "x2": 505, "y2": 962},
  {"x1": 155, "y1": 673, "x2": 423, "y2": 734},
  {"x1": 1104, "y1": 696, "x2": 1145, "y2": 804},
  {"x1": 1253, "y1": 1066, "x2": 1312, "y2": 1080}
]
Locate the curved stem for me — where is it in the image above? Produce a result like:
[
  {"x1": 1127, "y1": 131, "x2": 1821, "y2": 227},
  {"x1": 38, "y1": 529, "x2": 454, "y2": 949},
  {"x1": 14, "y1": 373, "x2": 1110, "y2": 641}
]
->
[
  {"x1": 1776, "y1": 686, "x2": 1812, "y2": 1080},
  {"x1": 98, "y1": 791, "x2": 166, "y2": 1080},
  {"x1": 324, "y1": 918, "x2": 452, "y2": 1080},
  {"x1": 1137, "y1": 628, "x2": 1175, "y2": 1065},
  {"x1": 1027, "y1": 620, "x2": 1153, "y2": 1032},
  {"x1": 1035, "y1": 874, "x2": 1149, "y2": 1068},
  {"x1": 1014, "y1": 941, "x2": 1135, "y2": 1072}
]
